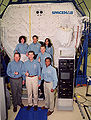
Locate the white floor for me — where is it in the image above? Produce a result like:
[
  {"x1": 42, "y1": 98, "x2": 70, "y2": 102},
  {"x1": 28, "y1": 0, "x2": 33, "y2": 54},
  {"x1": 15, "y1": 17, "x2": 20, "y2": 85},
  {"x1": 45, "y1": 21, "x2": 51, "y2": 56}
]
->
[{"x1": 8, "y1": 86, "x2": 91, "y2": 120}]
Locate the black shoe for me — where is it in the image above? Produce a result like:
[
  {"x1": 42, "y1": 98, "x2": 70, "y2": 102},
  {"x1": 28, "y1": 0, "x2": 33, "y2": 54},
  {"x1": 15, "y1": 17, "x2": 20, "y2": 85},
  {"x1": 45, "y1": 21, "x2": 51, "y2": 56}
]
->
[
  {"x1": 47, "y1": 110, "x2": 54, "y2": 116},
  {"x1": 26, "y1": 105, "x2": 32, "y2": 110},
  {"x1": 19, "y1": 104, "x2": 24, "y2": 108},
  {"x1": 41, "y1": 106, "x2": 48, "y2": 110},
  {"x1": 13, "y1": 106, "x2": 17, "y2": 112},
  {"x1": 39, "y1": 94, "x2": 45, "y2": 99},
  {"x1": 34, "y1": 105, "x2": 38, "y2": 111}
]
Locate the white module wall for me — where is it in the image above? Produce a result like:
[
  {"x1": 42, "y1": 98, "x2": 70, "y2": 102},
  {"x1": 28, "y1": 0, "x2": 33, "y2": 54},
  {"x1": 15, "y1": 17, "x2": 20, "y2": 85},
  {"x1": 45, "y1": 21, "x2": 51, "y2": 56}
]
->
[{"x1": 1, "y1": 2, "x2": 84, "y2": 66}]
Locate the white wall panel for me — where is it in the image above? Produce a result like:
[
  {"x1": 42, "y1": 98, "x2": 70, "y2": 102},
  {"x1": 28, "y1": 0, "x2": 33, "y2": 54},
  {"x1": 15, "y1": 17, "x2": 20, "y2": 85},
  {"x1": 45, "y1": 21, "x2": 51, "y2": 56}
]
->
[{"x1": 1, "y1": 3, "x2": 84, "y2": 66}]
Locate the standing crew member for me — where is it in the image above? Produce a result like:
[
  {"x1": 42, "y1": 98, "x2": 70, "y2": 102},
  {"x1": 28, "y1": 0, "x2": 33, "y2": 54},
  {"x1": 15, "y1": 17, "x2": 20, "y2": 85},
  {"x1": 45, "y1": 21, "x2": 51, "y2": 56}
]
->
[
  {"x1": 27, "y1": 35, "x2": 41, "y2": 59},
  {"x1": 37, "y1": 45, "x2": 52, "y2": 98},
  {"x1": 37, "y1": 45, "x2": 52, "y2": 69},
  {"x1": 45, "y1": 38, "x2": 53, "y2": 59},
  {"x1": 41, "y1": 57, "x2": 58, "y2": 116},
  {"x1": 23, "y1": 51, "x2": 41, "y2": 111},
  {"x1": 7, "y1": 52, "x2": 24, "y2": 112},
  {"x1": 14, "y1": 35, "x2": 28, "y2": 62}
]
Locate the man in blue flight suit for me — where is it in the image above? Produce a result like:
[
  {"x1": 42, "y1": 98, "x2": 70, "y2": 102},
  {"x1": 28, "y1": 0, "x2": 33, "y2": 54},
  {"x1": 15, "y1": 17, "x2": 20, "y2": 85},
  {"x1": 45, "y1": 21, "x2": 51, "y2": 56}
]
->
[
  {"x1": 27, "y1": 35, "x2": 41, "y2": 59},
  {"x1": 7, "y1": 52, "x2": 24, "y2": 112},
  {"x1": 41, "y1": 57, "x2": 58, "y2": 116},
  {"x1": 37, "y1": 44, "x2": 52, "y2": 98},
  {"x1": 23, "y1": 51, "x2": 41, "y2": 111}
]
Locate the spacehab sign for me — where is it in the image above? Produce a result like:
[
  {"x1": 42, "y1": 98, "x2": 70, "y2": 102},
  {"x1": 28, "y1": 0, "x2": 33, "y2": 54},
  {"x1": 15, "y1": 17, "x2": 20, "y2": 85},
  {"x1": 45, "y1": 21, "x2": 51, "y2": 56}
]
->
[{"x1": 52, "y1": 11, "x2": 73, "y2": 14}]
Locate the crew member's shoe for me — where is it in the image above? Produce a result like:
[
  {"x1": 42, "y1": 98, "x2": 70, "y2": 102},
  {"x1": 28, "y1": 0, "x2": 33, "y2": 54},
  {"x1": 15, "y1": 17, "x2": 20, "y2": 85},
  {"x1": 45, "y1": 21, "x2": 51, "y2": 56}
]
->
[
  {"x1": 13, "y1": 106, "x2": 17, "y2": 112},
  {"x1": 47, "y1": 110, "x2": 54, "y2": 116},
  {"x1": 34, "y1": 105, "x2": 38, "y2": 111},
  {"x1": 19, "y1": 104, "x2": 24, "y2": 108},
  {"x1": 27, "y1": 105, "x2": 32, "y2": 110},
  {"x1": 41, "y1": 106, "x2": 48, "y2": 110}
]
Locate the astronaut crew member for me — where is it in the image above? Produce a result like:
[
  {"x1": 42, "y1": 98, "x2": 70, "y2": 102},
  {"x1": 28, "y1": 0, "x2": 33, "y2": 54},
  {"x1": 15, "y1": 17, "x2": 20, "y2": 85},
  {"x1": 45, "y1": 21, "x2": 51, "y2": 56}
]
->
[
  {"x1": 7, "y1": 52, "x2": 24, "y2": 112},
  {"x1": 37, "y1": 44, "x2": 52, "y2": 69},
  {"x1": 41, "y1": 57, "x2": 58, "y2": 116},
  {"x1": 14, "y1": 36, "x2": 28, "y2": 62},
  {"x1": 23, "y1": 51, "x2": 41, "y2": 111},
  {"x1": 45, "y1": 38, "x2": 53, "y2": 60},
  {"x1": 27, "y1": 35, "x2": 41, "y2": 59},
  {"x1": 37, "y1": 44, "x2": 52, "y2": 98}
]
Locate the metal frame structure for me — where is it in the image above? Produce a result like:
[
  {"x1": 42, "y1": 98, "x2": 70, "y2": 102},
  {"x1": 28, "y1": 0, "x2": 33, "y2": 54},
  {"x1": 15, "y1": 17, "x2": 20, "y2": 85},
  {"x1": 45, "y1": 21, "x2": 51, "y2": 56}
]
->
[
  {"x1": 76, "y1": 21, "x2": 89, "y2": 86},
  {"x1": 0, "y1": 0, "x2": 90, "y2": 86}
]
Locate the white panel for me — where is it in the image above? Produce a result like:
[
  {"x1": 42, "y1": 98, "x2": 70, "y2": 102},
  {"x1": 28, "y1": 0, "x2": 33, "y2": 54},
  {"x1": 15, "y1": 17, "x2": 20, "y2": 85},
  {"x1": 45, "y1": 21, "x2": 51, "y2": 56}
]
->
[
  {"x1": 1, "y1": 3, "x2": 84, "y2": 66},
  {"x1": 0, "y1": 77, "x2": 6, "y2": 120},
  {"x1": 1, "y1": 4, "x2": 30, "y2": 60},
  {"x1": 57, "y1": 98, "x2": 73, "y2": 110}
]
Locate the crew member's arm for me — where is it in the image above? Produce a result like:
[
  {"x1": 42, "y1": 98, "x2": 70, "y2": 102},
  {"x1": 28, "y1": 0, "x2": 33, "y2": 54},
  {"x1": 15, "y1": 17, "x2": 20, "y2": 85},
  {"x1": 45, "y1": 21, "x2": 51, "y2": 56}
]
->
[
  {"x1": 37, "y1": 62, "x2": 41, "y2": 86},
  {"x1": 14, "y1": 44, "x2": 19, "y2": 53},
  {"x1": 36, "y1": 53, "x2": 41, "y2": 63},
  {"x1": 27, "y1": 44, "x2": 32, "y2": 53},
  {"x1": 51, "y1": 46, "x2": 53, "y2": 59},
  {"x1": 25, "y1": 43, "x2": 28, "y2": 56},
  {"x1": 21, "y1": 62, "x2": 25, "y2": 85},
  {"x1": 37, "y1": 62, "x2": 41, "y2": 80},
  {"x1": 51, "y1": 68, "x2": 58, "y2": 92},
  {"x1": 7, "y1": 63, "x2": 15, "y2": 78}
]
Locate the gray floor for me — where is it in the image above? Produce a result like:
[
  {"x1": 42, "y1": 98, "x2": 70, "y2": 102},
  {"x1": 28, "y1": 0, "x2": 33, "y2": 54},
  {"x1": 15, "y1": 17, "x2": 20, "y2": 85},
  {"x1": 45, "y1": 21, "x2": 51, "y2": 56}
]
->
[{"x1": 8, "y1": 86, "x2": 91, "y2": 120}]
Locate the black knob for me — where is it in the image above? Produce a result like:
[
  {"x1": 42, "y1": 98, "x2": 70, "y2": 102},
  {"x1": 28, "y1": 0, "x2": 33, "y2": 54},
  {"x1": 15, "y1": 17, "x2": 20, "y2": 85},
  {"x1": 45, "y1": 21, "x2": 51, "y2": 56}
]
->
[
  {"x1": 36, "y1": 11, "x2": 39, "y2": 14},
  {"x1": 40, "y1": 11, "x2": 43, "y2": 14}
]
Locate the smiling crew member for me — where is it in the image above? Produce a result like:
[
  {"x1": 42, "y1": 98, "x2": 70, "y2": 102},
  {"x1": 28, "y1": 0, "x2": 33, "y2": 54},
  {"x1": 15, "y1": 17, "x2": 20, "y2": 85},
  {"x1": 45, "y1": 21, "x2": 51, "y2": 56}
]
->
[
  {"x1": 45, "y1": 38, "x2": 53, "y2": 59},
  {"x1": 27, "y1": 35, "x2": 41, "y2": 59},
  {"x1": 23, "y1": 51, "x2": 41, "y2": 111},
  {"x1": 37, "y1": 45, "x2": 52, "y2": 98},
  {"x1": 7, "y1": 52, "x2": 24, "y2": 112},
  {"x1": 41, "y1": 57, "x2": 58, "y2": 116},
  {"x1": 14, "y1": 35, "x2": 28, "y2": 62}
]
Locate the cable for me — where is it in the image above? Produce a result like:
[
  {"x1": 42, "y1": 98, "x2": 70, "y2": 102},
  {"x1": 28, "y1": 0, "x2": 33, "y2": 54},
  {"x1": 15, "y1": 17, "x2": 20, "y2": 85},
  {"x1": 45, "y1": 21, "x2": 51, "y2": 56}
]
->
[
  {"x1": 76, "y1": 92, "x2": 91, "y2": 102},
  {"x1": 84, "y1": 105, "x2": 91, "y2": 120},
  {"x1": 74, "y1": 93, "x2": 85, "y2": 119},
  {"x1": 74, "y1": 93, "x2": 91, "y2": 119}
]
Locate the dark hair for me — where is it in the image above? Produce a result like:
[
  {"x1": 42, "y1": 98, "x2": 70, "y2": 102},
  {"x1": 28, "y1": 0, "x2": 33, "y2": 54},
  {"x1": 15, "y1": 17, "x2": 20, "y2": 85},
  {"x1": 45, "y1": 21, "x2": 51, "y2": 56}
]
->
[
  {"x1": 40, "y1": 44, "x2": 46, "y2": 49},
  {"x1": 28, "y1": 51, "x2": 35, "y2": 56},
  {"x1": 19, "y1": 36, "x2": 26, "y2": 43},
  {"x1": 45, "y1": 38, "x2": 52, "y2": 48},
  {"x1": 39, "y1": 41, "x2": 45, "y2": 46},
  {"x1": 32, "y1": 35, "x2": 38, "y2": 40},
  {"x1": 45, "y1": 57, "x2": 51, "y2": 63},
  {"x1": 14, "y1": 52, "x2": 21, "y2": 57}
]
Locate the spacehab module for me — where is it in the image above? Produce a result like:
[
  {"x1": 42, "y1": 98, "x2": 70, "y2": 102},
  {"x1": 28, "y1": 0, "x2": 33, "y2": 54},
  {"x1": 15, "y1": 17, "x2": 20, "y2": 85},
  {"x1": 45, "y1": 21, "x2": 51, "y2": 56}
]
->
[
  {"x1": 0, "y1": 1, "x2": 88, "y2": 66},
  {"x1": 0, "y1": 1, "x2": 89, "y2": 110}
]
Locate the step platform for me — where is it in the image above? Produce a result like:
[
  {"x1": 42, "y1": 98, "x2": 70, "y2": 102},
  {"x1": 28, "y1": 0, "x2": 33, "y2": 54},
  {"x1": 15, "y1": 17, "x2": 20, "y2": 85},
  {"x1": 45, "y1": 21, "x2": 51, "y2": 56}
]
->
[{"x1": 15, "y1": 107, "x2": 48, "y2": 120}]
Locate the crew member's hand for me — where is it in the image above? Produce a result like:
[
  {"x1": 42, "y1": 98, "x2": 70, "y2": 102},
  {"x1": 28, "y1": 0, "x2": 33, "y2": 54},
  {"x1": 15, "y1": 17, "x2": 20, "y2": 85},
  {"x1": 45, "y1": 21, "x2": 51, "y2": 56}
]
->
[
  {"x1": 38, "y1": 84, "x2": 40, "y2": 87},
  {"x1": 38, "y1": 75, "x2": 41, "y2": 80},
  {"x1": 51, "y1": 89, "x2": 54, "y2": 92},
  {"x1": 38, "y1": 57, "x2": 41, "y2": 62},
  {"x1": 22, "y1": 80, "x2": 25, "y2": 85},
  {"x1": 14, "y1": 72, "x2": 19, "y2": 75},
  {"x1": 26, "y1": 52, "x2": 28, "y2": 56},
  {"x1": 25, "y1": 72, "x2": 29, "y2": 77}
]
